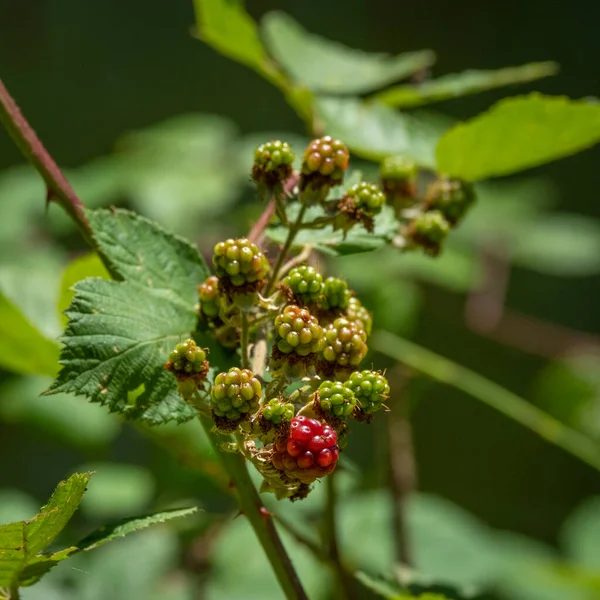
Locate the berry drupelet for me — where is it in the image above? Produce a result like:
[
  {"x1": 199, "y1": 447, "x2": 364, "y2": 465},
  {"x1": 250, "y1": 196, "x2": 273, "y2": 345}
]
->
[
  {"x1": 198, "y1": 275, "x2": 222, "y2": 319},
  {"x1": 345, "y1": 296, "x2": 373, "y2": 336},
  {"x1": 272, "y1": 416, "x2": 339, "y2": 484},
  {"x1": 262, "y1": 398, "x2": 295, "y2": 425}
]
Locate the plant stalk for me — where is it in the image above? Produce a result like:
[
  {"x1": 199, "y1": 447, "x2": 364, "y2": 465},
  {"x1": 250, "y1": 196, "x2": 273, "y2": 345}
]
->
[
  {"x1": 240, "y1": 311, "x2": 250, "y2": 369},
  {"x1": 200, "y1": 417, "x2": 308, "y2": 600},
  {"x1": 265, "y1": 203, "x2": 308, "y2": 296}
]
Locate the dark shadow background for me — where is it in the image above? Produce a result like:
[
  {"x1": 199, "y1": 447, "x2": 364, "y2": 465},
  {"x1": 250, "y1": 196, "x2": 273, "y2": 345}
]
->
[{"x1": 0, "y1": 0, "x2": 599, "y2": 548}]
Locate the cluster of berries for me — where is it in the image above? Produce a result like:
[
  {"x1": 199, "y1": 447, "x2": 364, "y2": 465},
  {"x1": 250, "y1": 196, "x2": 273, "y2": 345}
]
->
[
  {"x1": 164, "y1": 135, "x2": 475, "y2": 500},
  {"x1": 379, "y1": 156, "x2": 475, "y2": 255}
]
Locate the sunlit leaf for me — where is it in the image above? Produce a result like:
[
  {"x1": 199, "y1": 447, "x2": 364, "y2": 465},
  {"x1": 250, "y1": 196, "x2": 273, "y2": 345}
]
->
[
  {"x1": 315, "y1": 97, "x2": 449, "y2": 167},
  {"x1": 192, "y1": 0, "x2": 282, "y2": 85},
  {"x1": 376, "y1": 62, "x2": 558, "y2": 108},
  {"x1": 76, "y1": 507, "x2": 199, "y2": 551},
  {"x1": 47, "y1": 209, "x2": 208, "y2": 425},
  {"x1": 437, "y1": 94, "x2": 600, "y2": 180},
  {"x1": 261, "y1": 11, "x2": 434, "y2": 95}
]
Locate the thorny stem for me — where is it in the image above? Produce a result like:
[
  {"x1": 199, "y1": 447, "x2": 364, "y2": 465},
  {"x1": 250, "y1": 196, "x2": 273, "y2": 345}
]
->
[
  {"x1": 265, "y1": 203, "x2": 308, "y2": 296},
  {"x1": 0, "y1": 77, "x2": 307, "y2": 600},
  {"x1": 0, "y1": 78, "x2": 118, "y2": 277},
  {"x1": 200, "y1": 417, "x2": 308, "y2": 600},
  {"x1": 240, "y1": 312, "x2": 250, "y2": 369},
  {"x1": 324, "y1": 472, "x2": 355, "y2": 599}
]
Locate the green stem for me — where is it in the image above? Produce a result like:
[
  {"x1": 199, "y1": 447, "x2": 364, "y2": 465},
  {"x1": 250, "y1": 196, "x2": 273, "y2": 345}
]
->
[
  {"x1": 200, "y1": 417, "x2": 308, "y2": 600},
  {"x1": 265, "y1": 203, "x2": 308, "y2": 296},
  {"x1": 240, "y1": 311, "x2": 250, "y2": 369},
  {"x1": 373, "y1": 330, "x2": 600, "y2": 472},
  {"x1": 9, "y1": 585, "x2": 19, "y2": 600}
]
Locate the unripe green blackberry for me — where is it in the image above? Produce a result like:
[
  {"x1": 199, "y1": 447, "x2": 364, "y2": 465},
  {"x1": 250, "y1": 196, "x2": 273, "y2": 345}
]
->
[
  {"x1": 425, "y1": 176, "x2": 476, "y2": 225},
  {"x1": 345, "y1": 296, "x2": 373, "y2": 336},
  {"x1": 198, "y1": 275, "x2": 221, "y2": 319},
  {"x1": 211, "y1": 368, "x2": 262, "y2": 425},
  {"x1": 408, "y1": 210, "x2": 450, "y2": 256},
  {"x1": 281, "y1": 265, "x2": 324, "y2": 305},
  {"x1": 165, "y1": 339, "x2": 210, "y2": 398},
  {"x1": 320, "y1": 277, "x2": 351, "y2": 311},
  {"x1": 347, "y1": 370, "x2": 390, "y2": 414},
  {"x1": 273, "y1": 305, "x2": 325, "y2": 356},
  {"x1": 318, "y1": 381, "x2": 357, "y2": 418},
  {"x1": 270, "y1": 305, "x2": 325, "y2": 380},
  {"x1": 212, "y1": 238, "x2": 269, "y2": 288},
  {"x1": 321, "y1": 317, "x2": 368, "y2": 374},
  {"x1": 380, "y1": 156, "x2": 418, "y2": 210},
  {"x1": 300, "y1": 136, "x2": 349, "y2": 194},
  {"x1": 252, "y1": 140, "x2": 295, "y2": 188},
  {"x1": 262, "y1": 398, "x2": 295, "y2": 425},
  {"x1": 345, "y1": 182, "x2": 386, "y2": 216},
  {"x1": 166, "y1": 339, "x2": 208, "y2": 377}
]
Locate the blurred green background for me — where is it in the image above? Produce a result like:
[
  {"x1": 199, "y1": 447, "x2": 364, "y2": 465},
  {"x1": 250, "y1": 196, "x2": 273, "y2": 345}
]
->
[{"x1": 1, "y1": 1, "x2": 599, "y2": 598}]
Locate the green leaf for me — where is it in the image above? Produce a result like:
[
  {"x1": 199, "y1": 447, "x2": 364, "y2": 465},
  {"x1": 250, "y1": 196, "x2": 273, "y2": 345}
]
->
[
  {"x1": 436, "y1": 94, "x2": 600, "y2": 180},
  {"x1": 0, "y1": 292, "x2": 59, "y2": 377},
  {"x1": 76, "y1": 507, "x2": 199, "y2": 552},
  {"x1": 46, "y1": 278, "x2": 196, "y2": 424},
  {"x1": 355, "y1": 572, "x2": 455, "y2": 599},
  {"x1": 376, "y1": 62, "x2": 558, "y2": 108},
  {"x1": 0, "y1": 473, "x2": 91, "y2": 588},
  {"x1": 192, "y1": 0, "x2": 282, "y2": 85},
  {"x1": 86, "y1": 209, "x2": 208, "y2": 304},
  {"x1": 315, "y1": 97, "x2": 448, "y2": 168},
  {"x1": 47, "y1": 209, "x2": 208, "y2": 425},
  {"x1": 25, "y1": 473, "x2": 91, "y2": 556},
  {"x1": 261, "y1": 11, "x2": 435, "y2": 95},
  {"x1": 58, "y1": 253, "x2": 110, "y2": 327},
  {"x1": 510, "y1": 213, "x2": 600, "y2": 276},
  {"x1": 372, "y1": 331, "x2": 600, "y2": 471}
]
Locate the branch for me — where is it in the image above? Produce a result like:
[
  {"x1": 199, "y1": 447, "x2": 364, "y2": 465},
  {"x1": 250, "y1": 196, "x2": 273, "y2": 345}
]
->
[
  {"x1": 199, "y1": 417, "x2": 308, "y2": 600},
  {"x1": 0, "y1": 78, "x2": 92, "y2": 244}
]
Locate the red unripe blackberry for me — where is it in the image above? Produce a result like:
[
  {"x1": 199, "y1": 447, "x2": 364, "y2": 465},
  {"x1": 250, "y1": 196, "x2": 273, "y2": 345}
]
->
[{"x1": 272, "y1": 416, "x2": 339, "y2": 484}]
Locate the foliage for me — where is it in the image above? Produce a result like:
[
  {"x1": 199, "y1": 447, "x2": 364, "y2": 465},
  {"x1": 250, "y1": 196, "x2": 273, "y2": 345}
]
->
[{"x1": 0, "y1": 0, "x2": 600, "y2": 599}]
